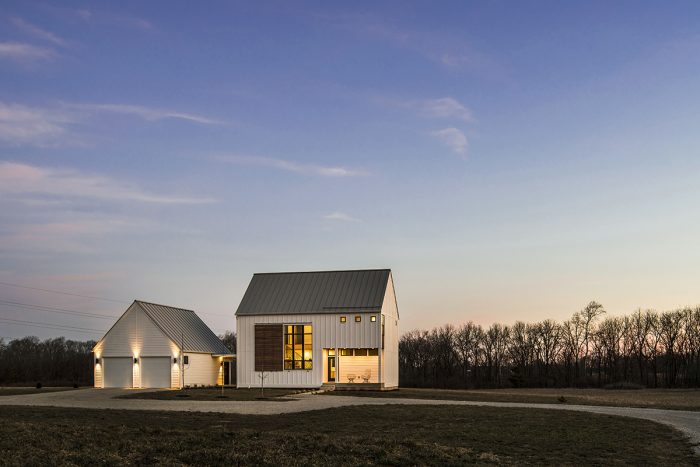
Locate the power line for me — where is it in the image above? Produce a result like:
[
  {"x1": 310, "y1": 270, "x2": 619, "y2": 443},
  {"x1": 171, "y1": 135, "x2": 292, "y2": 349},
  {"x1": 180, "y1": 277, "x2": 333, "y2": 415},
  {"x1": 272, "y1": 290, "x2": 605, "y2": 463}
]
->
[
  {"x1": 0, "y1": 281, "x2": 127, "y2": 304},
  {"x1": 0, "y1": 281, "x2": 231, "y2": 319},
  {"x1": 0, "y1": 299, "x2": 119, "y2": 320},
  {"x1": 0, "y1": 318, "x2": 105, "y2": 334}
]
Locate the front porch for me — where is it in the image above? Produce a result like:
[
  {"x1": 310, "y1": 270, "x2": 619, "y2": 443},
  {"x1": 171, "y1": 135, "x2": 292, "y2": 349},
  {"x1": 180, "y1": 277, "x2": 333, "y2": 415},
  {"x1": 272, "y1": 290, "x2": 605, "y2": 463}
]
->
[{"x1": 322, "y1": 348, "x2": 381, "y2": 386}]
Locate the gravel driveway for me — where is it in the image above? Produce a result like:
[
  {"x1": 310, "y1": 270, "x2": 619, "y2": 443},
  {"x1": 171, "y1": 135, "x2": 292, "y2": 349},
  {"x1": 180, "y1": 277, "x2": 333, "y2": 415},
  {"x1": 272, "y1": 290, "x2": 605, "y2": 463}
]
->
[{"x1": 3, "y1": 388, "x2": 699, "y2": 453}]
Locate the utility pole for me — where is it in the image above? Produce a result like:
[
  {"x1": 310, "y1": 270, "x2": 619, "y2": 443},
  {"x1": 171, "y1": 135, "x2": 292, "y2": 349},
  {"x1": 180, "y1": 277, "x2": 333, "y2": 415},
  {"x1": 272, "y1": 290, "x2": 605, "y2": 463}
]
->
[{"x1": 181, "y1": 331, "x2": 185, "y2": 390}]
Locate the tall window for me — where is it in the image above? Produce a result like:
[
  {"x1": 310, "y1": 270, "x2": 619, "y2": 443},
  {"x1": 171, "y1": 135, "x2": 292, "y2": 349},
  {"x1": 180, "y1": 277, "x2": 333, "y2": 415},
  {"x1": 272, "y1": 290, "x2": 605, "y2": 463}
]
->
[{"x1": 284, "y1": 325, "x2": 312, "y2": 370}]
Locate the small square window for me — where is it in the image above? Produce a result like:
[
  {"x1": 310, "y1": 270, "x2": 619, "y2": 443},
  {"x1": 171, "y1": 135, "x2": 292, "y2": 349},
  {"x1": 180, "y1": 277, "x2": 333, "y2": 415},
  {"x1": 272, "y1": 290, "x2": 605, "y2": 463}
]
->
[
  {"x1": 355, "y1": 315, "x2": 361, "y2": 322},
  {"x1": 370, "y1": 315, "x2": 377, "y2": 322},
  {"x1": 340, "y1": 316, "x2": 347, "y2": 323}
]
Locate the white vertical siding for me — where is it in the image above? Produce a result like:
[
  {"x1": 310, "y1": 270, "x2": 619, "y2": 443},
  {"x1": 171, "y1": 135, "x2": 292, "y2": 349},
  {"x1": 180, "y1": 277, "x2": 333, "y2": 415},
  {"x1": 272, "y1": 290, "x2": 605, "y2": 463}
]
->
[
  {"x1": 236, "y1": 312, "x2": 384, "y2": 388},
  {"x1": 381, "y1": 273, "x2": 400, "y2": 388}
]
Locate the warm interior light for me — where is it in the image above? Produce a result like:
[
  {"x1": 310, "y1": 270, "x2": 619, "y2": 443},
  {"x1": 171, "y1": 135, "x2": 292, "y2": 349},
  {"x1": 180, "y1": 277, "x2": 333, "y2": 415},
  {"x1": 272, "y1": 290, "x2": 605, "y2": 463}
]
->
[{"x1": 304, "y1": 351, "x2": 312, "y2": 359}]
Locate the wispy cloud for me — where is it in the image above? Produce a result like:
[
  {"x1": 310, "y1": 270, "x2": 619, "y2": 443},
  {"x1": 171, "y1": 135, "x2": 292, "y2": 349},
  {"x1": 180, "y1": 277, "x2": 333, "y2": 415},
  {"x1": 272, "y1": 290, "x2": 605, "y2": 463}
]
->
[
  {"x1": 390, "y1": 97, "x2": 475, "y2": 122},
  {"x1": 0, "y1": 161, "x2": 216, "y2": 205},
  {"x1": 219, "y1": 154, "x2": 369, "y2": 177},
  {"x1": 0, "y1": 102, "x2": 72, "y2": 146},
  {"x1": 431, "y1": 127, "x2": 468, "y2": 157},
  {"x1": 66, "y1": 103, "x2": 224, "y2": 125},
  {"x1": 0, "y1": 42, "x2": 56, "y2": 62},
  {"x1": 313, "y1": 11, "x2": 507, "y2": 79},
  {"x1": 75, "y1": 9, "x2": 154, "y2": 32},
  {"x1": 0, "y1": 101, "x2": 225, "y2": 147},
  {"x1": 323, "y1": 211, "x2": 362, "y2": 222},
  {"x1": 12, "y1": 17, "x2": 67, "y2": 47}
]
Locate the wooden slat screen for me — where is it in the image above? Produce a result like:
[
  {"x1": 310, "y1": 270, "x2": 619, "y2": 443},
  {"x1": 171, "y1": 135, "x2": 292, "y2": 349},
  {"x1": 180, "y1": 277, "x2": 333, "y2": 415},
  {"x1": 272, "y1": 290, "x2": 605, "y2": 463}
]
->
[{"x1": 254, "y1": 324, "x2": 283, "y2": 371}]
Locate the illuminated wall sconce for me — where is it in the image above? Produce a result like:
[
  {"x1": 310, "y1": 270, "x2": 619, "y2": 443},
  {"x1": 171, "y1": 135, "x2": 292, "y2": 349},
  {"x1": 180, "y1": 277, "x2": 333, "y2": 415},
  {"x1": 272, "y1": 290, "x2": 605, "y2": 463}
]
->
[
  {"x1": 95, "y1": 358, "x2": 100, "y2": 365},
  {"x1": 173, "y1": 357, "x2": 178, "y2": 364},
  {"x1": 133, "y1": 357, "x2": 139, "y2": 364}
]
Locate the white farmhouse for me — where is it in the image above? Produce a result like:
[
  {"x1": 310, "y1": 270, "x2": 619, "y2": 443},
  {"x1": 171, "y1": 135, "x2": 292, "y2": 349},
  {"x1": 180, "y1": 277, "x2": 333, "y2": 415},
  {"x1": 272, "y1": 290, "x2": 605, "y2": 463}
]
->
[
  {"x1": 93, "y1": 300, "x2": 234, "y2": 388},
  {"x1": 235, "y1": 269, "x2": 399, "y2": 389}
]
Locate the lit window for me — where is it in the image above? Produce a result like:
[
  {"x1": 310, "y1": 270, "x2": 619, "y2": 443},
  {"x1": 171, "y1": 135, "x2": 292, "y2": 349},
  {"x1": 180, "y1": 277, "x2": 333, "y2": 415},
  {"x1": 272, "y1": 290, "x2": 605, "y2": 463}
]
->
[
  {"x1": 284, "y1": 325, "x2": 312, "y2": 370},
  {"x1": 370, "y1": 315, "x2": 376, "y2": 322},
  {"x1": 340, "y1": 316, "x2": 347, "y2": 323},
  {"x1": 340, "y1": 348, "x2": 352, "y2": 356},
  {"x1": 355, "y1": 315, "x2": 361, "y2": 322}
]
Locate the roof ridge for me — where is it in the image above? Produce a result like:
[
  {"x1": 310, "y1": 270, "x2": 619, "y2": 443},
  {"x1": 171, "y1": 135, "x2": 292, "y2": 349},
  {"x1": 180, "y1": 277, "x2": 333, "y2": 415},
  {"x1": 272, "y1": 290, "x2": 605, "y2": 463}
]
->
[
  {"x1": 134, "y1": 299, "x2": 194, "y2": 313},
  {"x1": 253, "y1": 268, "x2": 391, "y2": 276}
]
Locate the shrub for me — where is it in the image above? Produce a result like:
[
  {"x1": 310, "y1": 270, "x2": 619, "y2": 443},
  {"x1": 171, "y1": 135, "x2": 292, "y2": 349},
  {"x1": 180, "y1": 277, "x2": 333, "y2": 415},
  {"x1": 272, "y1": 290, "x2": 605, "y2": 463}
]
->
[{"x1": 35, "y1": 382, "x2": 42, "y2": 389}]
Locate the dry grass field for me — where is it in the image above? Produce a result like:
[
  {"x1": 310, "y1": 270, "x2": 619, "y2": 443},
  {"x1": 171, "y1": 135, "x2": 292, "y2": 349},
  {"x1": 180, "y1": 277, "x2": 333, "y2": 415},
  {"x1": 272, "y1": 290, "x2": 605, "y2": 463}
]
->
[
  {"x1": 0, "y1": 404, "x2": 695, "y2": 466},
  {"x1": 327, "y1": 387, "x2": 700, "y2": 411}
]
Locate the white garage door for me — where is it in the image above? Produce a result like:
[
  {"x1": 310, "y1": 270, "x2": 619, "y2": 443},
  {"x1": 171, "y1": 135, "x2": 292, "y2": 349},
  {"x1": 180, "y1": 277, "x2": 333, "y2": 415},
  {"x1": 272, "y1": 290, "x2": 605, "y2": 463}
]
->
[
  {"x1": 140, "y1": 357, "x2": 171, "y2": 388},
  {"x1": 103, "y1": 357, "x2": 133, "y2": 388}
]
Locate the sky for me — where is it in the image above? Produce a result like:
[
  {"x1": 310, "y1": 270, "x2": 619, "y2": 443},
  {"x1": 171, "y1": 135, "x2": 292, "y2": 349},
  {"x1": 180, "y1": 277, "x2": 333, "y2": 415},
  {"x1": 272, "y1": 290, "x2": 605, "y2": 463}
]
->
[{"x1": 2, "y1": 1, "x2": 700, "y2": 342}]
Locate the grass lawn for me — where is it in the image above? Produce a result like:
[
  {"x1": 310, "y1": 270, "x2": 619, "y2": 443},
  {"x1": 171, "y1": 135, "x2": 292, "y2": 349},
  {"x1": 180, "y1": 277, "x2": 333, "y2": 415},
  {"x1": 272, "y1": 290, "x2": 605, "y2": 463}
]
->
[
  {"x1": 326, "y1": 387, "x2": 700, "y2": 411},
  {"x1": 118, "y1": 387, "x2": 300, "y2": 401},
  {"x1": 0, "y1": 387, "x2": 79, "y2": 397},
  {"x1": 0, "y1": 405, "x2": 695, "y2": 466}
]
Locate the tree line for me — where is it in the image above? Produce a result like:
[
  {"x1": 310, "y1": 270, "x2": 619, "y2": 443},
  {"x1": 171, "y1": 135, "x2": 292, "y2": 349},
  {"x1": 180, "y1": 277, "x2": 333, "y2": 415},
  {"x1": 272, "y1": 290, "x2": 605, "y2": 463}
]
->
[
  {"x1": 4, "y1": 303, "x2": 700, "y2": 389},
  {"x1": 0, "y1": 332, "x2": 238, "y2": 386},
  {"x1": 400, "y1": 302, "x2": 700, "y2": 389},
  {"x1": 0, "y1": 336, "x2": 96, "y2": 386}
]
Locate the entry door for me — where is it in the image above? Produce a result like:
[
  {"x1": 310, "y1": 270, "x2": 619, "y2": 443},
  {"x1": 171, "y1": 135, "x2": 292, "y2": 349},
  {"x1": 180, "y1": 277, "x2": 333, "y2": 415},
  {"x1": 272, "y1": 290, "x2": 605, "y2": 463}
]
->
[
  {"x1": 103, "y1": 357, "x2": 133, "y2": 388},
  {"x1": 327, "y1": 356, "x2": 336, "y2": 382},
  {"x1": 223, "y1": 361, "x2": 231, "y2": 385}
]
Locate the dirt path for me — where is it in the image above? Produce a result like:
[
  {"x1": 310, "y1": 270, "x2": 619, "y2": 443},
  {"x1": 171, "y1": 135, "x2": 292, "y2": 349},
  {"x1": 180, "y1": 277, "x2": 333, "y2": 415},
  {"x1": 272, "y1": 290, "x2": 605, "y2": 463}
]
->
[{"x1": 3, "y1": 389, "x2": 699, "y2": 453}]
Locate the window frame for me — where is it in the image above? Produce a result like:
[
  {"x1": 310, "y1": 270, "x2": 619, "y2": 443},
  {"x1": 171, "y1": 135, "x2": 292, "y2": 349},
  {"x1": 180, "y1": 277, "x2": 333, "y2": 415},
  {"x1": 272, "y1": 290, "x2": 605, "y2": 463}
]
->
[
  {"x1": 370, "y1": 315, "x2": 377, "y2": 322},
  {"x1": 355, "y1": 315, "x2": 362, "y2": 322},
  {"x1": 340, "y1": 316, "x2": 347, "y2": 323},
  {"x1": 284, "y1": 324, "x2": 312, "y2": 370}
]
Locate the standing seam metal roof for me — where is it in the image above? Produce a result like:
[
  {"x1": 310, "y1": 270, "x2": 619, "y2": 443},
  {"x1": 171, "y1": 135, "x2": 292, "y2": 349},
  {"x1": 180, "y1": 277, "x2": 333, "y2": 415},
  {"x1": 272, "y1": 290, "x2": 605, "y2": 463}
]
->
[
  {"x1": 135, "y1": 301, "x2": 232, "y2": 354},
  {"x1": 235, "y1": 269, "x2": 391, "y2": 316}
]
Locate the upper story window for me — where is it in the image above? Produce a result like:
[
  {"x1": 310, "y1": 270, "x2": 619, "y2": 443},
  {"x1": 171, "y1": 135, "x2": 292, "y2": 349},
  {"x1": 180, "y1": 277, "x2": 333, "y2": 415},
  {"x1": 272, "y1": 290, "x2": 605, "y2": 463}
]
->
[
  {"x1": 355, "y1": 315, "x2": 361, "y2": 322},
  {"x1": 340, "y1": 316, "x2": 347, "y2": 323},
  {"x1": 370, "y1": 315, "x2": 377, "y2": 322},
  {"x1": 284, "y1": 325, "x2": 312, "y2": 370}
]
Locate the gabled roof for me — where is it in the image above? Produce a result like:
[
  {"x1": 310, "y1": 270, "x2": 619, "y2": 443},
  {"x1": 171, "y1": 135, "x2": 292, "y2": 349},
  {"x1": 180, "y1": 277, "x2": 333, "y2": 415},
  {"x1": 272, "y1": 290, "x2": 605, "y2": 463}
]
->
[
  {"x1": 134, "y1": 301, "x2": 232, "y2": 354},
  {"x1": 235, "y1": 269, "x2": 391, "y2": 316}
]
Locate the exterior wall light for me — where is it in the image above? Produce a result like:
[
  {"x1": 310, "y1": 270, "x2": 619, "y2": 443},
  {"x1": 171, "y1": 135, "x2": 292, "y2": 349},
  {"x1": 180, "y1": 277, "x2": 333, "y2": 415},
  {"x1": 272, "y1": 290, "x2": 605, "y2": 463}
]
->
[
  {"x1": 133, "y1": 357, "x2": 139, "y2": 364},
  {"x1": 173, "y1": 357, "x2": 177, "y2": 364},
  {"x1": 95, "y1": 358, "x2": 100, "y2": 365}
]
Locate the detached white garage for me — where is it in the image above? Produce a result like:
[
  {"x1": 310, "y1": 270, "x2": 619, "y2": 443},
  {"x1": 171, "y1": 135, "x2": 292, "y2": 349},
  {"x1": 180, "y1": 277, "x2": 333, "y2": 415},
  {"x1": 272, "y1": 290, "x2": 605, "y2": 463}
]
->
[{"x1": 93, "y1": 300, "x2": 233, "y2": 389}]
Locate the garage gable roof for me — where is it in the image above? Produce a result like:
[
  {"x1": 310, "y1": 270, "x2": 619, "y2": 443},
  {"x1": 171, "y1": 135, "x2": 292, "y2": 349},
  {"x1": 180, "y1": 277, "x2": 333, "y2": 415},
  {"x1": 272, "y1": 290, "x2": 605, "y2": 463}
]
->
[
  {"x1": 135, "y1": 301, "x2": 232, "y2": 354},
  {"x1": 235, "y1": 269, "x2": 391, "y2": 316}
]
